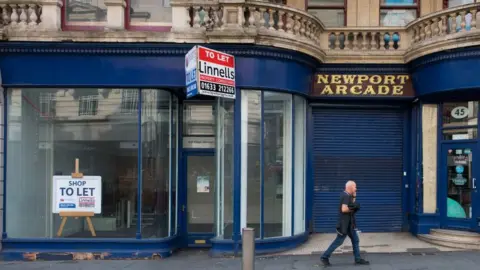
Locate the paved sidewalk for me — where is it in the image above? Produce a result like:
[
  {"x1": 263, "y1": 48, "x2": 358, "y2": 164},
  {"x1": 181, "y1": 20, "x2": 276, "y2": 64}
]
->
[{"x1": 0, "y1": 250, "x2": 479, "y2": 269}]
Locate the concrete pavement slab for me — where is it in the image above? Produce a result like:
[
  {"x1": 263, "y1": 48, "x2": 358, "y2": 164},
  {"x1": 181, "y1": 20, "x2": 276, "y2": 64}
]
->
[{"x1": 0, "y1": 250, "x2": 479, "y2": 270}]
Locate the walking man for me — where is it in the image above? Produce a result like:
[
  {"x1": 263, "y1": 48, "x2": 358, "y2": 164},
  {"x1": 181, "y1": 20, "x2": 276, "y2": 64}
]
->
[{"x1": 320, "y1": 180, "x2": 370, "y2": 266}]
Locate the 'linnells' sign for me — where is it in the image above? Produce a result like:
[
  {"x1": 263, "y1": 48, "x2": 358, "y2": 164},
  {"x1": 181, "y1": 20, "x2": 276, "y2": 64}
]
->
[
  {"x1": 312, "y1": 74, "x2": 415, "y2": 97},
  {"x1": 185, "y1": 45, "x2": 236, "y2": 99}
]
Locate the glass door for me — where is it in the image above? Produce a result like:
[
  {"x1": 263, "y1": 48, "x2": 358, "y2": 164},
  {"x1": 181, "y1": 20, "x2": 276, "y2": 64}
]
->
[
  {"x1": 185, "y1": 152, "x2": 216, "y2": 246},
  {"x1": 441, "y1": 144, "x2": 479, "y2": 230}
]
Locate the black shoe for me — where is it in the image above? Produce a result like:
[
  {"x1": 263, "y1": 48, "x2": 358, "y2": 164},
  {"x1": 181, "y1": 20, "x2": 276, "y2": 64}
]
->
[
  {"x1": 355, "y1": 258, "x2": 370, "y2": 265},
  {"x1": 320, "y1": 257, "x2": 331, "y2": 266}
]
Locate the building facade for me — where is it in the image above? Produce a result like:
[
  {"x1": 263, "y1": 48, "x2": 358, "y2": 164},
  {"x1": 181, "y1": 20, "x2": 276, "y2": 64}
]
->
[{"x1": 0, "y1": 0, "x2": 479, "y2": 260}]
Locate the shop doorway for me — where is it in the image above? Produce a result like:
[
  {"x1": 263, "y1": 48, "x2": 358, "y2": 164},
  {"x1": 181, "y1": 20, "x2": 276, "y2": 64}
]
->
[
  {"x1": 183, "y1": 151, "x2": 216, "y2": 246},
  {"x1": 440, "y1": 143, "x2": 480, "y2": 231}
]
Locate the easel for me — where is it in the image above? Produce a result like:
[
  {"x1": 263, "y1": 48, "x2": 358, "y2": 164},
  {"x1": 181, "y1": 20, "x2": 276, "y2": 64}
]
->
[{"x1": 56, "y1": 158, "x2": 97, "y2": 237}]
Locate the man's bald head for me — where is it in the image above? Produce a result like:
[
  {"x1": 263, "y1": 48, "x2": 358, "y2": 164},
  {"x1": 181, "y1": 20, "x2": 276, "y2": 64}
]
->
[{"x1": 345, "y1": 180, "x2": 357, "y2": 194}]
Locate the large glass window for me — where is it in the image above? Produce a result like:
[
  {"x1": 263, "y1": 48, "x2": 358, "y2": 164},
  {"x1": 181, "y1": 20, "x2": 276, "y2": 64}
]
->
[
  {"x1": 307, "y1": 0, "x2": 346, "y2": 27},
  {"x1": 263, "y1": 92, "x2": 292, "y2": 237},
  {"x1": 241, "y1": 91, "x2": 262, "y2": 238},
  {"x1": 241, "y1": 90, "x2": 303, "y2": 239},
  {"x1": 64, "y1": 0, "x2": 107, "y2": 28},
  {"x1": 380, "y1": 0, "x2": 418, "y2": 26},
  {"x1": 127, "y1": 0, "x2": 172, "y2": 29},
  {"x1": 6, "y1": 88, "x2": 178, "y2": 238},
  {"x1": 215, "y1": 98, "x2": 234, "y2": 239},
  {"x1": 442, "y1": 102, "x2": 478, "y2": 140},
  {"x1": 293, "y1": 96, "x2": 306, "y2": 235}
]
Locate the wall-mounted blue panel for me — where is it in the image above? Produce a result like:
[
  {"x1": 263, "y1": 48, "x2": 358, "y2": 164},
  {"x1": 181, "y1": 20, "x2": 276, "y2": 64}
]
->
[
  {"x1": 0, "y1": 43, "x2": 315, "y2": 96},
  {"x1": 410, "y1": 46, "x2": 480, "y2": 101}
]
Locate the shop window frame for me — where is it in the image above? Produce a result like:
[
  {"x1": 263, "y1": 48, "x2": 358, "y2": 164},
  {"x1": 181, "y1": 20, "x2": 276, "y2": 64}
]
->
[
  {"x1": 306, "y1": 0, "x2": 347, "y2": 27},
  {"x1": 379, "y1": 0, "x2": 420, "y2": 27},
  {"x1": 125, "y1": 0, "x2": 172, "y2": 31}
]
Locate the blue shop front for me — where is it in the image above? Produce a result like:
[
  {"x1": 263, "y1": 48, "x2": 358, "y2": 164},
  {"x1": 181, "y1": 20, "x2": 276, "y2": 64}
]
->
[
  {"x1": 0, "y1": 42, "x2": 314, "y2": 260},
  {"x1": 409, "y1": 46, "x2": 480, "y2": 235},
  {"x1": 3, "y1": 41, "x2": 480, "y2": 260}
]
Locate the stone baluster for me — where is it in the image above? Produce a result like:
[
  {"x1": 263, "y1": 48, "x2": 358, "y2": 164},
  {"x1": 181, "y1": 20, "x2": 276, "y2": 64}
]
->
[
  {"x1": 268, "y1": 9, "x2": 275, "y2": 30},
  {"x1": 18, "y1": 4, "x2": 27, "y2": 26},
  {"x1": 10, "y1": 4, "x2": 19, "y2": 25},
  {"x1": 292, "y1": 15, "x2": 300, "y2": 35},
  {"x1": 192, "y1": 6, "x2": 201, "y2": 28},
  {"x1": 361, "y1": 32, "x2": 368, "y2": 50},
  {"x1": 352, "y1": 32, "x2": 359, "y2": 50},
  {"x1": 247, "y1": 7, "x2": 255, "y2": 28},
  {"x1": 285, "y1": 12, "x2": 293, "y2": 34},
  {"x1": 425, "y1": 20, "x2": 432, "y2": 39},
  {"x1": 449, "y1": 13, "x2": 457, "y2": 34},
  {"x1": 1, "y1": 4, "x2": 10, "y2": 25},
  {"x1": 28, "y1": 4, "x2": 39, "y2": 26},
  {"x1": 471, "y1": 9, "x2": 477, "y2": 30},
  {"x1": 333, "y1": 33, "x2": 339, "y2": 49},
  {"x1": 259, "y1": 7, "x2": 266, "y2": 29},
  {"x1": 277, "y1": 10, "x2": 284, "y2": 31},
  {"x1": 382, "y1": 32, "x2": 388, "y2": 50},
  {"x1": 441, "y1": 15, "x2": 447, "y2": 35},
  {"x1": 395, "y1": 32, "x2": 401, "y2": 49},
  {"x1": 306, "y1": 20, "x2": 312, "y2": 39},
  {"x1": 370, "y1": 32, "x2": 376, "y2": 50},
  {"x1": 299, "y1": 17, "x2": 306, "y2": 37},
  {"x1": 419, "y1": 23, "x2": 426, "y2": 40},
  {"x1": 459, "y1": 10, "x2": 467, "y2": 32},
  {"x1": 432, "y1": 17, "x2": 440, "y2": 37}
]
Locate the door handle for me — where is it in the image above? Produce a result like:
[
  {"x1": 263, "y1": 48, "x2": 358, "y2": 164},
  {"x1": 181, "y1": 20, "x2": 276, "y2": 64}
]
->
[{"x1": 474, "y1": 178, "x2": 477, "y2": 189}]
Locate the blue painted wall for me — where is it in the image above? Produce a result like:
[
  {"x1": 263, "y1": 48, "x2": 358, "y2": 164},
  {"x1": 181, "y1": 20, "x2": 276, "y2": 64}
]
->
[{"x1": 410, "y1": 46, "x2": 480, "y2": 101}]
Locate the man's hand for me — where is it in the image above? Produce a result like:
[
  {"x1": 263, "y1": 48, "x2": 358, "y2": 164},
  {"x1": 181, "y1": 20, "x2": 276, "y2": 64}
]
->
[{"x1": 348, "y1": 202, "x2": 361, "y2": 212}]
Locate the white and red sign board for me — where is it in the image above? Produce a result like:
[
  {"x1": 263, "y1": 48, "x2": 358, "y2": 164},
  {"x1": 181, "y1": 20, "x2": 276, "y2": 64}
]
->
[
  {"x1": 185, "y1": 46, "x2": 236, "y2": 99},
  {"x1": 52, "y1": 175, "x2": 102, "y2": 214}
]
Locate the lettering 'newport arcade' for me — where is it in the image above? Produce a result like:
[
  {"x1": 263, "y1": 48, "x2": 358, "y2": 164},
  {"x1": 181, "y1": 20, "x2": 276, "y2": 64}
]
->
[{"x1": 0, "y1": 0, "x2": 479, "y2": 260}]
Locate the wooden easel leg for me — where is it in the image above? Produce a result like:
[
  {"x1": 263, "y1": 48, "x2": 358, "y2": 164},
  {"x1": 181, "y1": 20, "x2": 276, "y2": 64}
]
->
[
  {"x1": 57, "y1": 217, "x2": 68, "y2": 237},
  {"x1": 86, "y1": 217, "x2": 96, "y2": 237}
]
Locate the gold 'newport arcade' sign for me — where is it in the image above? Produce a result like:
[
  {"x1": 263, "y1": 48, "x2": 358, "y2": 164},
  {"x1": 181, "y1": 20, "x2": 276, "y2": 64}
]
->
[{"x1": 311, "y1": 74, "x2": 415, "y2": 97}]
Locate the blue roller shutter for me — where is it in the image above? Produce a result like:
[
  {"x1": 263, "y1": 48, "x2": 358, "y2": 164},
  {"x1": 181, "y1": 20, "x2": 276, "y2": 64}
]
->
[{"x1": 312, "y1": 107, "x2": 404, "y2": 233}]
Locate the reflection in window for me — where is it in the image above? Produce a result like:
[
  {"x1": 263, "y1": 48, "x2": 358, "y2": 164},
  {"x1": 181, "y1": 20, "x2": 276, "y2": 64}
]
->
[
  {"x1": 141, "y1": 90, "x2": 177, "y2": 238},
  {"x1": 241, "y1": 91, "x2": 261, "y2": 238},
  {"x1": 6, "y1": 88, "x2": 178, "y2": 239},
  {"x1": 446, "y1": 148, "x2": 473, "y2": 219},
  {"x1": 241, "y1": 90, "x2": 300, "y2": 239},
  {"x1": 128, "y1": 0, "x2": 172, "y2": 27},
  {"x1": 215, "y1": 98, "x2": 234, "y2": 239},
  {"x1": 65, "y1": 0, "x2": 107, "y2": 27},
  {"x1": 307, "y1": 0, "x2": 345, "y2": 27},
  {"x1": 263, "y1": 92, "x2": 292, "y2": 238},
  {"x1": 294, "y1": 96, "x2": 306, "y2": 235},
  {"x1": 380, "y1": 9, "x2": 417, "y2": 26}
]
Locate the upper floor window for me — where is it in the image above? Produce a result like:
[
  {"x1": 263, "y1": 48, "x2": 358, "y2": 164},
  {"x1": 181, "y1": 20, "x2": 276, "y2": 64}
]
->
[
  {"x1": 380, "y1": 0, "x2": 419, "y2": 26},
  {"x1": 445, "y1": 0, "x2": 474, "y2": 8},
  {"x1": 79, "y1": 95, "x2": 99, "y2": 116},
  {"x1": 127, "y1": 0, "x2": 172, "y2": 30},
  {"x1": 64, "y1": 0, "x2": 107, "y2": 29},
  {"x1": 307, "y1": 0, "x2": 346, "y2": 27}
]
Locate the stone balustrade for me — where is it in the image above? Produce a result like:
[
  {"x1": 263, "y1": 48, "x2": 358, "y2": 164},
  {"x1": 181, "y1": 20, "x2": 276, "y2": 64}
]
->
[
  {"x1": 0, "y1": 0, "x2": 479, "y2": 63},
  {"x1": 171, "y1": 0, "x2": 325, "y2": 60},
  {"x1": 405, "y1": 2, "x2": 480, "y2": 62},
  {"x1": 0, "y1": 0, "x2": 62, "y2": 30}
]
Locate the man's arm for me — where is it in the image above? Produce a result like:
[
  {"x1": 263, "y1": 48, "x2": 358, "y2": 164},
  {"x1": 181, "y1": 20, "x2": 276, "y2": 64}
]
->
[{"x1": 340, "y1": 194, "x2": 351, "y2": 213}]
